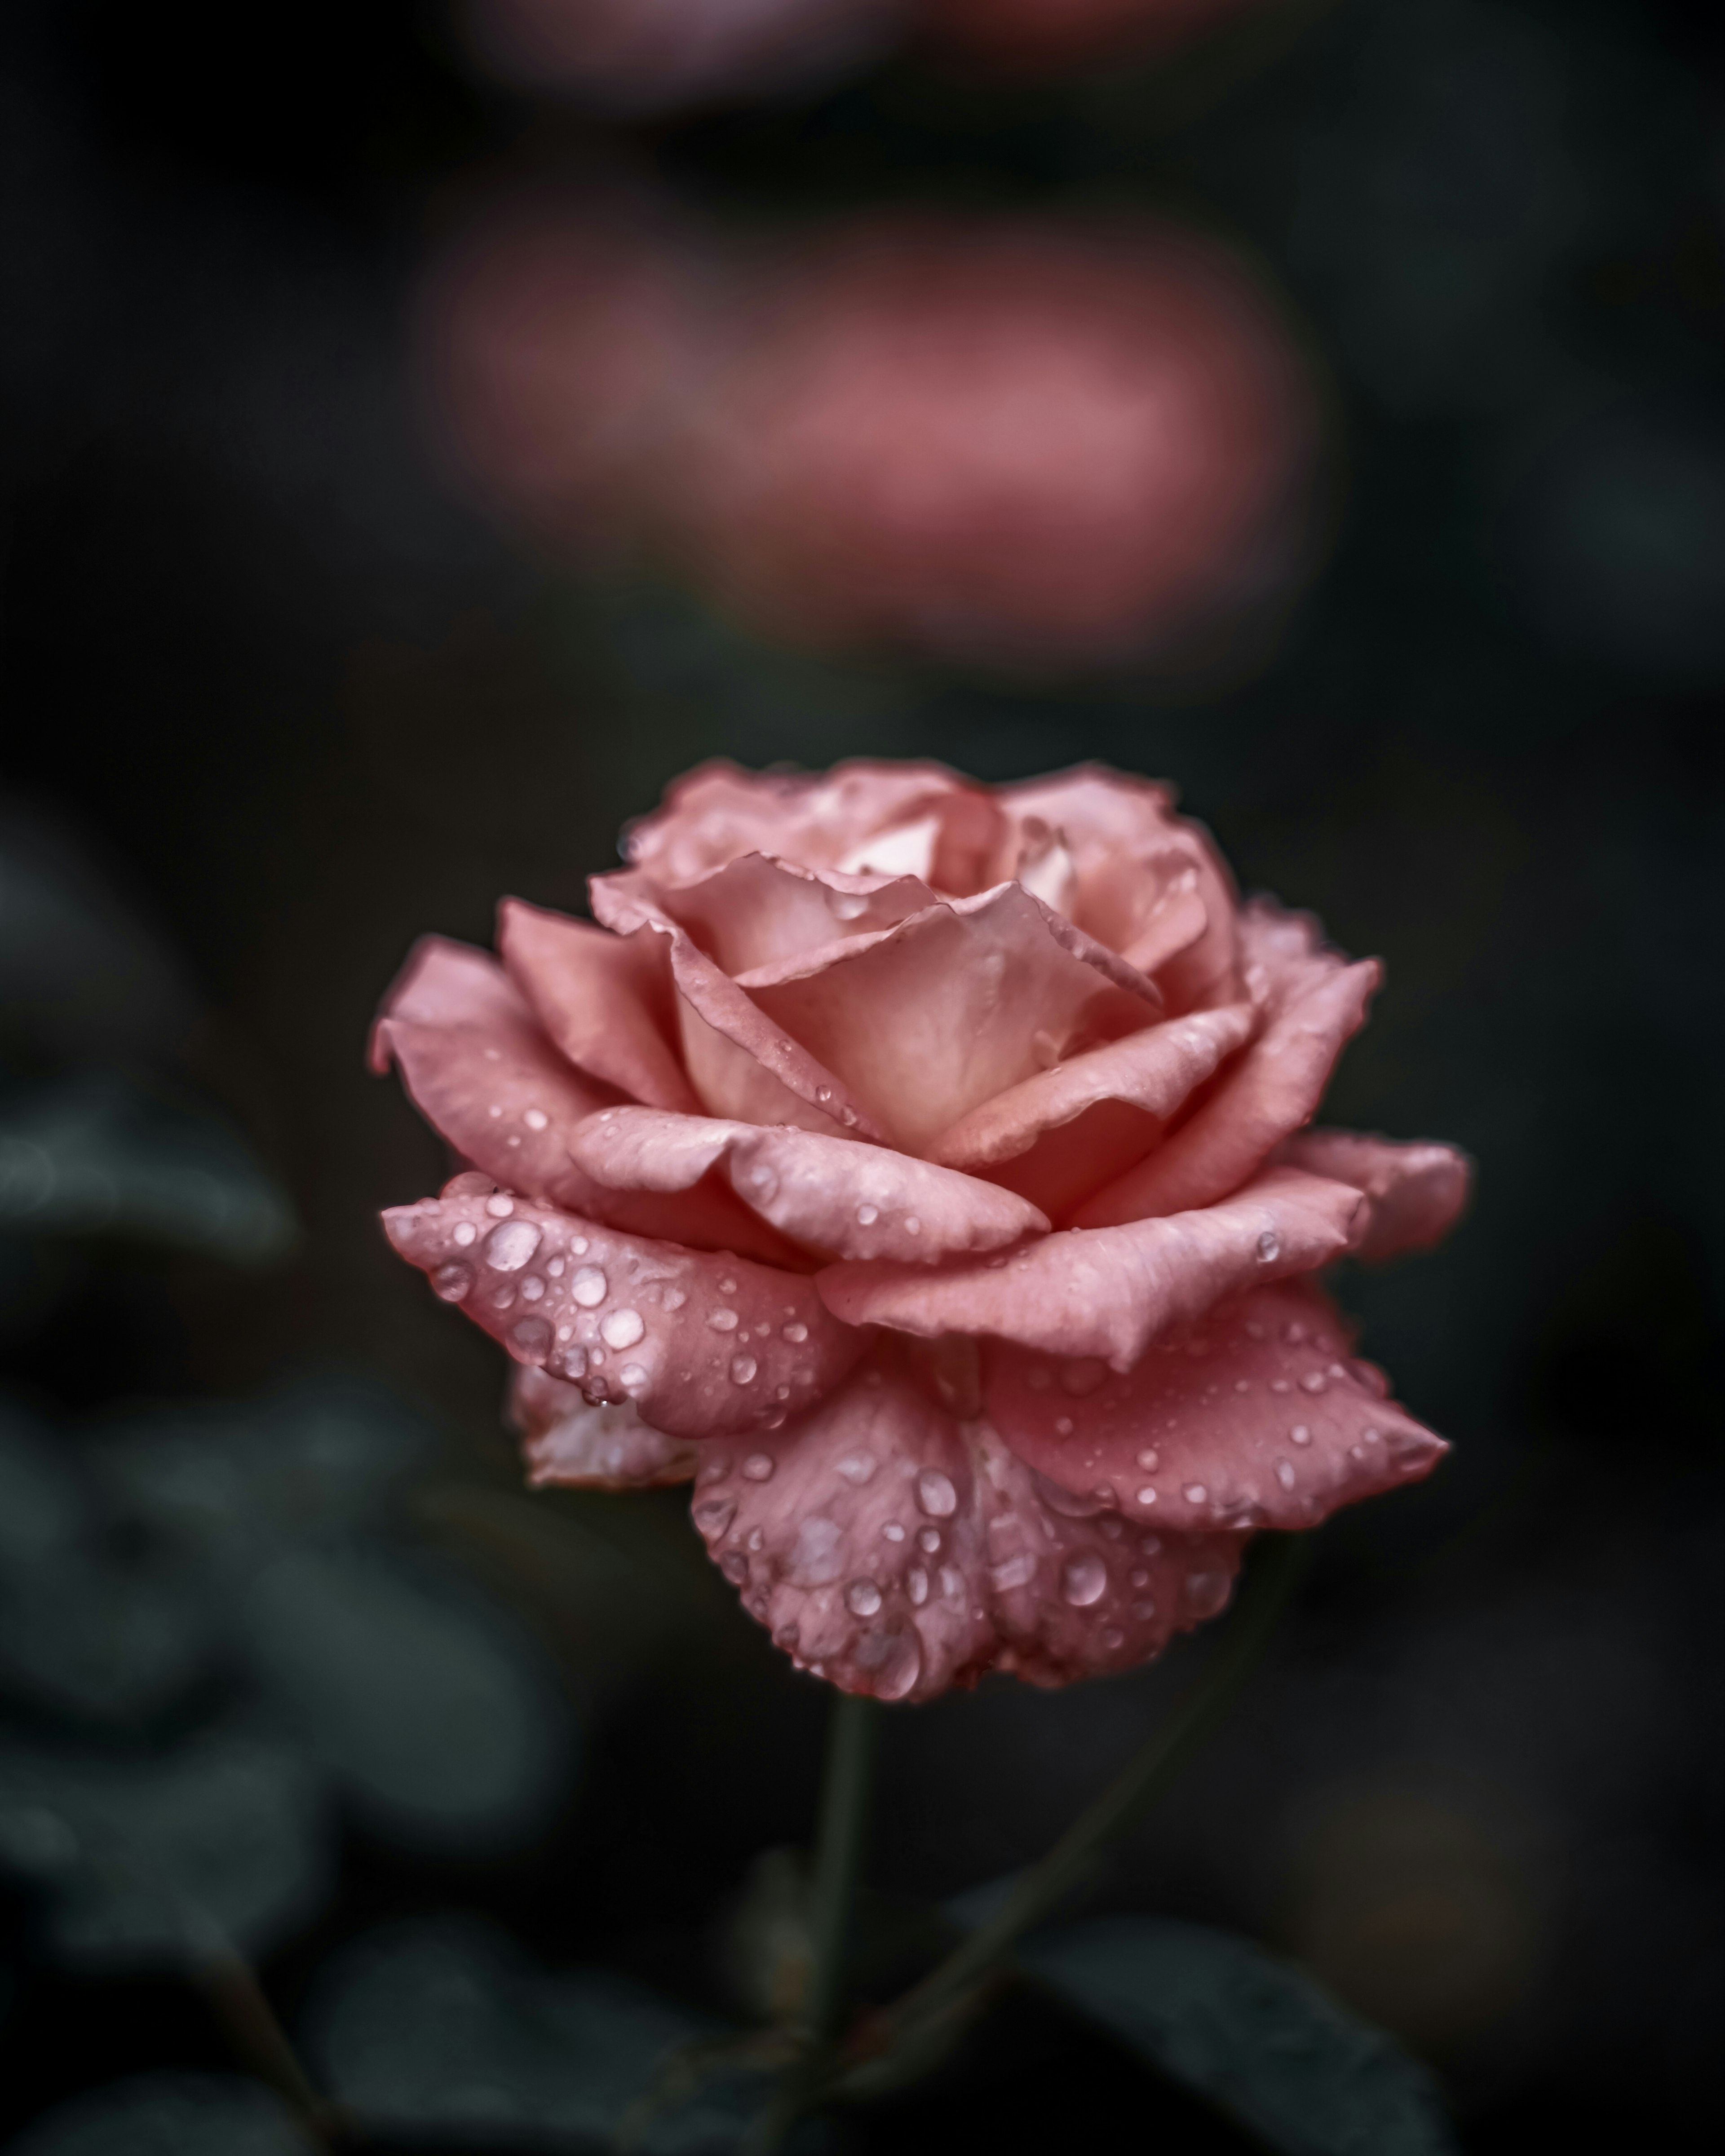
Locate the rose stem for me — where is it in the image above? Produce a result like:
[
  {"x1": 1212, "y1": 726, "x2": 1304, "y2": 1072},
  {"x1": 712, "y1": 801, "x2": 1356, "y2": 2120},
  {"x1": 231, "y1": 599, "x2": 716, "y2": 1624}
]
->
[
  {"x1": 840, "y1": 1532, "x2": 1309, "y2": 2090},
  {"x1": 747, "y1": 1691, "x2": 880, "y2": 2154},
  {"x1": 805, "y1": 1689, "x2": 880, "y2": 2043},
  {"x1": 188, "y1": 1934, "x2": 340, "y2": 2149}
]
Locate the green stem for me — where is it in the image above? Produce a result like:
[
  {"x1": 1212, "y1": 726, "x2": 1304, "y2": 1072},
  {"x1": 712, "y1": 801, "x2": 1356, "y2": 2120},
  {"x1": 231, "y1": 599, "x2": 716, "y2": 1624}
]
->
[
  {"x1": 803, "y1": 1690, "x2": 879, "y2": 2044},
  {"x1": 839, "y1": 1533, "x2": 1308, "y2": 2091}
]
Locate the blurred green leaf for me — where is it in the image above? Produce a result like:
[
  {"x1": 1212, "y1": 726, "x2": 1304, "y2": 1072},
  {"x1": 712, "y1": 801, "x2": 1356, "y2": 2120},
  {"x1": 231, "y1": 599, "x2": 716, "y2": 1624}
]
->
[
  {"x1": 5, "y1": 2073, "x2": 311, "y2": 2156},
  {"x1": 1019, "y1": 1917, "x2": 1459, "y2": 2156},
  {"x1": 0, "y1": 1075, "x2": 295, "y2": 1263},
  {"x1": 0, "y1": 1731, "x2": 330, "y2": 1969},
  {"x1": 241, "y1": 1546, "x2": 569, "y2": 1850},
  {"x1": 0, "y1": 1402, "x2": 212, "y2": 1726},
  {"x1": 309, "y1": 1917, "x2": 774, "y2": 2152}
]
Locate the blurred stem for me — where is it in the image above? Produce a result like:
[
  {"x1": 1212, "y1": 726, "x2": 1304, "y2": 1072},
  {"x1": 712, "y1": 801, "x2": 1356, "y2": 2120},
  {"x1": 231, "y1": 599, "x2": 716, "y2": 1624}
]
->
[
  {"x1": 190, "y1": 1941, "x2": 340, "y2": 2150},
  {"x1": 747, "y1": 1691, "x2": 878, "y2": 2155},
  {"x1": 835, "y1": 1533, "x2": 1309, "y2": 2099},
  {"x1": 805, "y1": 1690, "x2": 879, "y2": 2043}
]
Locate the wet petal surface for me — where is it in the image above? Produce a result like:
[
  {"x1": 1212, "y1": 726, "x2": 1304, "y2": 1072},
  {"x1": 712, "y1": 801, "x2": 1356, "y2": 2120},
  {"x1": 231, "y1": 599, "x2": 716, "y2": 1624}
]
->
[
  {"x1": 817, "y1": 1168, "x2": 1367, "y2": 1370},
  {"x1": 569, "y1": 1106, "x2": 1048, "y2": 1261},
  {"x1": 384, "y1": 1187, "x2": 862, "y2": 1440},
  {"x1": 986, "y1": 1278, "x2": 1446, "y2": 1533},
  {"x1": 1273, "y1": 1129, "x2": 1472, "y2": 1262},
  {"x1": 509, "y1": 1367, "x2": 698, "y2": 1490},
  {"x1": 689, "y1": 1341, "x2": 1248, "y2": 1701}
]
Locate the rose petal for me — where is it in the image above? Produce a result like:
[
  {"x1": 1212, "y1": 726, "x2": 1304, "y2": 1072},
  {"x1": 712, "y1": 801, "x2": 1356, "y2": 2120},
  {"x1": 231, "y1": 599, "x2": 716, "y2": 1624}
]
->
[
  {"x1": 569, "y1": 1105, "x2": 1049, "y2": 1260},
  {"x1": 619, "y1": 757, "x2": 1005, "y2": 895},
  {"x1": 1273, "y1": 1129, "x2": 1473, "y2": 1262},
  {"x1": 689, "y1": 1340, "x2": 1249, "y2": 1701},
  {"x1": 739, "y1": 884, "x2": 1162, "y2": 1156},
  {"x1": 817, "y1": 1167, "x2": 1367, "y2": 1370},
  {"x1": 590, "y1": 875, "x2": 883, "y2": 1140},
  {"x1": 999, "y1": 766, "x2": 1240, "y2": 1011},
  {"x1": 370, "y1": 936, "x2": 614, "y2": 1210},
  {"x1": 1073, "y1": 905, "x2": 1378, "y2": 1228},
  {"x1": 372, "y1": 938, "x2": 795, "y2": 1260},
  {"x1": 621, "y1": 852, "x2": 938, "y2": 978},
  {"x1": 987, "y1": 1278, "x2": 1446, "y2": 1531},
  {"x1": 384, "y1": 1188, "x2": 862, "y2": 1440},
  {"x1": 497, "y1": 898, "x2": 701, "y2": 1113},
  {"x1": 928, "y1": 1002, "x2": 1256, "y2": 1174},
  {"x1": 509, "y1": 1365, "x2": 697, "y2": 1489}
]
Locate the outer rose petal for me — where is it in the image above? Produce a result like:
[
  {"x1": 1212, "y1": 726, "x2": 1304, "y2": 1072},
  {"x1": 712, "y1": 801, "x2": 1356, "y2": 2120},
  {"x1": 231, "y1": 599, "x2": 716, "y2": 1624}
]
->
[
  {"x1": 689, "y1": 1342, "x2": 1248, "y2": 1701},
  {"x1": 1274, "y1": 1129, "x2": 1473, "y2": 1262},
  {"x1": 817, "y1": 1167, "x2": 1367, "y2": 1371},
  {"x1": 1073, "y1": 906, "x2": 1378, "y2": 1228},
  {"x1": 568, "y1": 1106, "x2": 1048, "y2": 1261},
  {"x1": 986, "y1": 1278, "x2": 1446, "y2": 1533},
  {"x1": 509, "y1": 1365, "x2": 697, "y2": 1489},
  {"x1": 497, "y1": 899, "x2": 701, "y2": 1113},
  {"x1": 371, "y1": 939, "x2": 795, "y2": 1261},
  {"x1": 740, "y1": 884, "x2": 1161, "y2": 1156},
  {"x1": 383, "y1": 1187, "x2": 862, "y2": 1439}
]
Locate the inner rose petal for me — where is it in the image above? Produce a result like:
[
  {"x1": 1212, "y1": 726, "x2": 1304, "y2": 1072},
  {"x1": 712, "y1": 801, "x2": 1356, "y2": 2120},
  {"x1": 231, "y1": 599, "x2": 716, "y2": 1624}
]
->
[{"x1": 739, "y1": 883, "x2": 1162, "y2": 1155}]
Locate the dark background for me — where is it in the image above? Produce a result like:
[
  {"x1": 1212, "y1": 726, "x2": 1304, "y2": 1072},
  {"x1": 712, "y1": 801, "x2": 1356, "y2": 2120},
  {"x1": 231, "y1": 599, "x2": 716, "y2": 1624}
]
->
[{"x1": 0, "y1": 0, "x2": 1720, "y2": 2149}]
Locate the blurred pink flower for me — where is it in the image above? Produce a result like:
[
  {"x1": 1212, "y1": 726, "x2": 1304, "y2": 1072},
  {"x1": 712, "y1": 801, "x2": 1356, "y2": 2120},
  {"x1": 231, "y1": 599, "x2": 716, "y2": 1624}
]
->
[
  {"x1": 423, "y1": 203, "x2": 1322, "y2": 671},
  {"x1": 375, "y1": 762, "x2": 1468, "y2": 1701},
  {"x1": 460, "y1": 0, "x2": 903, "y2": 110}
]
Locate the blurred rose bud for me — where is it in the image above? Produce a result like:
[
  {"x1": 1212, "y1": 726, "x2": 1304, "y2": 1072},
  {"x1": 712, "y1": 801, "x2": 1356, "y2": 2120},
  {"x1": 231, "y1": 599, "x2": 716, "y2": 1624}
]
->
[
  {"x1": 424, "y1": 199, "x2": 1323, "y2": 672},
  {"x1": 459, "y1": 0, "x2": 904, "y2": 110},
  {"x1": 919, "y1": 0, "x2": 1262, "y2": 75},
  {"x1": 670, "y1": 216, "x2": 1322, "y2": 668}
]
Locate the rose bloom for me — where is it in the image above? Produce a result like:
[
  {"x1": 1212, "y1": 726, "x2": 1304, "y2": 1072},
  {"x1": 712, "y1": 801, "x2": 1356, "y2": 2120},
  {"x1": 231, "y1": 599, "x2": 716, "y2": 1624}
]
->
[
  {"x1": 376, "y1": 762, "x2": 1468, "y2": 1702},
  {"x1": 424, "y1": 206, "x2": 1320, "y2": 672}
]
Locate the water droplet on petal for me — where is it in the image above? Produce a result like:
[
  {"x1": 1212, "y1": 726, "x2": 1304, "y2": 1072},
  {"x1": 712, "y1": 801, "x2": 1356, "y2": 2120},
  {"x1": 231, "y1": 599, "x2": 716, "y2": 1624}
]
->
[
  {"x1": 708, "y1": 1308, "x2": 740, "y2": 1332},
  {"x1": 1054, "y1": 1416, "x2": 1075, "y2": 1436},
  {"x1": 904, "y1": 1215, "x2": 921, "y2": 1236},
  {"x1": 742, "y1": 1454, "x2": 775, "y2": 1481},
  {"x1": 856, "y1": 1203, "x2": 879, "y2": 1227},
  {"x1": 571, "y1": 1267, "x2": 608, "y2": 1307},
  {"x1": 1290, "y1": 1424, "x2": 1313, "y2": 1445},
  {"x1": 452, "y1": 1220, "x2": 477, "y2": 1247},
  {"x1": 782, "y1": 1320, "x2": 809, "y2": 1343},
  {"x1": 907, "y1": 1567, "x2": 929, "y2": 1605},
  {"x1": 1256, "y1": 1228, "x2": 1280, "y2": 1263},
  {"x1": 486, "y1": 1219, "x2": 543, "y2": 1271},
  {"x1": 511, "y1": 1316, "x2": 552, "y2": 1361},
  {"x1": 1061, "y1": 1553, "x2": 1107, "y2": 1607},
  {"x1": 1135, "y1": 1448, "x2": 1159, "y2": 1471},
  {"x1": 1300, "y1": 1371, "x2": 1328, "y2": 1394},
  {"x1": 836, "y1": 1454, "x2": 877, "y2": 1485},
  {"x1": 520, "y1": 1275, "x2": 546, "y2": 1302},
  {"x1": 694, "y1": 1497, "x2": 736, "y2": 1537},
  {"x1": 570, "y1": 1236, "x2": 588, "y2": 1256},
  {"x1": 433, "y1": 1263, "x2": 473, "y2": 1301},
  {"x1": 916, "y1": 1470, "x2": 958, "y2": 1517},
  {"x1": 991, "y1": 1553, "x2": 1037, "y2": 1591},
  {"x1": 719, "y1": 1277, "x2": 738, "y2": 1294},
  {"x1": 846, "y1": 1579, "x2": 882, "y2": 1617},
  {"x1": 1183, "y1": 1570, "x2": 1232, "y2": 1618},
  {"x1": 485, "y1": 1194, "x2": 514, "y2": 1217},
  {"x1": 1183, "y1": 1484, "x2": 1208, "y2": 1504},
  {"x1": 662, "y1": 1286, "x2": 686, "y2": 1311},
  {"x1": 619, "y1": 1363, "x2": 647, "y2": 1391},
  {"x1": 720, "y1": 1551, "x2": 748, "y2": 1584},
  {"x1": 730, "y1": 1355, "x2": 758, "y2": 1385},
  {"x1": 1135, "y1": 1487, "x2": 1158, "y2": 1506},
  {"x1": 939, "y1": 1566, "x2": 964, "y2": 1600},
  {"x1": 1275, "y1": 1459, "x2": 1296, "y2": 1489},
  {"x1": 523, "y1": 1107, "x2": 549, "y2": 1131},
  {"x1": 882, "y1": 1522, "x2": 905, "y2": 1542},
  {"x1": 600, "y1": 1308, "x2": 645, "y2": 1349},
  {"x1": 917, "y1": 1527, "x2": 942, "y2": 1554},
  {"x1": 1101, "y1": 1626, "x2": 1125, "y2": 1650}
]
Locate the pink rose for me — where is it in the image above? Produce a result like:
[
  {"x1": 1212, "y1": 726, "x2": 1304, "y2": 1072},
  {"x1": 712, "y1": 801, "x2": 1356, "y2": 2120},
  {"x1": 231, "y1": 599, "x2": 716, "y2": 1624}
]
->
[
  {"x1": 423, "y1": 204, "x2": 1320, "y2": 670},
  {"x1": 375, "y1": 762, "x2": 1468, "y2": 1701}
]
